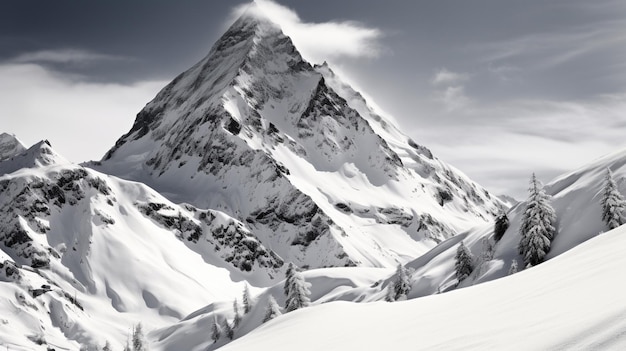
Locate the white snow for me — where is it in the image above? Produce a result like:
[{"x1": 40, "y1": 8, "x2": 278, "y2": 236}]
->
[
  {"x1": 0, "y1": 132, "x2": 27, "y2": 161},
  {"x1": 2, "y1": 8, "x2": 623, "y2": 351},
  {"x1": 221, "y1": 224, "x2": 626, "y2": 351}
]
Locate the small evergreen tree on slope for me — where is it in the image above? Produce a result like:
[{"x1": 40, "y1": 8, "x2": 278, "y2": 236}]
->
[
  {"x1": 494, "y1": 211, "x2": 509, "y2": 242},
  {"x1": 518, "y1": 173, "x2": 556, "y2": 267},
  {"x1": 132, "y1": 323, "x2": 146, "y2": 351},
  {"x1": 508, "y1": 259, "x2": 518, "y2": 275},
  {"x1": 232, "y1": 299, "x2": 241, "y2": 328},
  {"x1": 454, "y1": 241, "x2": 474, "y2": 283},
  {"x1": 285, "y1": 271, "x2": 311, "y2": 312},
  {"x1": 263, "y1": 295, "x2": 282, "y2": 323},
  {"x1": 242, "y1": 283, "x2": 252, "y2": 314},
  {"x1": 601, "y1": 168, "x2": 626, "y2": 230},
  {"x1": 392, "y1": 264, "x2": 411, "y2": 301},
  {"x1": 384, "y1": 284, "x2": 396, "y2": 302},
  {"x1": 222, "y1": 318, "x2": 234, "y2": 340},
  {"x1": 283, "y1": 263, "x2": 295, "y2": 298},
  {"x1": 211, "y1": 317, "x2": 221, "y2": 344}
]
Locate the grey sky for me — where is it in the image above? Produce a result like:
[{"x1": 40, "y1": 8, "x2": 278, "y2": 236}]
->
[{"x1": 2, "y1": 0, "x2": 626, "y2": 198}]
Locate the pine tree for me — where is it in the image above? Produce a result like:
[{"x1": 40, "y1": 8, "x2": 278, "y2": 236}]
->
[
  {"x1": 494, "y1": 211, "x2": 509, "y2": 242},
  {"x1": 601, "y1": 168, "x2": 626, "y2": 230},
  {"x1": 454, "y1": 241, "x2": 474, "y2": 283},
  {"x1": 392, "y1": 264, "x2": 411, "y2": 301},
  {"x1": 132, "y1": 323, "x2": 146, "y2": 351},
  {"x1": 222, "y1": 318, "x2": 234, "y2": 340},
  {"x1": 232, "y1": 299, "x2": 241, "y2": 328},
  {"x1": 211, "y1": 317, "x2": 221, "y2": 344},
  {"x1": 262, "y1": 295, "x2": 282, "y2": 323},
  {"x1": 283, "y1": 263, "x2": 295, "y2": 298},
  {"x1": 242, "y1": 283, "x2": 252, "y2": 314},
  {"x1": 508, "y1": 259, "x2": 518, "y2": 275},
  {"x1": 481, "y1": 237, "x2": 494, "y2": 262},
  {"x1": 285, "y1": 271, "x2": 311, "y2": 312},
  {"x1": 384, "y1": 284, "x2": 395, "y2": 302},
  {"x1": 102, "y1": 341, "x2": 112, "y2": 351},
  {"x1": 477, "y1": 237, "x2": 494, "y2": 276},
  {"x1": 518, "y1": 174, "x2": 556, "y2": 267},
  {"x1": 123, "y1": 342, "x2": 131, "y2": 351}
]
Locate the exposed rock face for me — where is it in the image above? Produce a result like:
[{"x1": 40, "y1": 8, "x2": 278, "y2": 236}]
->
[
  {"x1": 0, "y1": 142, "x2": 283, "y2": 281},
  {"x1": 96, "y1": 10, "x2": 502, "y2": 269}
]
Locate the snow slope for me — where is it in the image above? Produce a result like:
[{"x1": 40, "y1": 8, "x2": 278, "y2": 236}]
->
[
  {"x1": 0, "y1": 140, "x2": 283, "y2": 350},
  {"x1": 0, "y1": 132, "x2": 27, "y2": 162},
  {"x1": 221, "y1": 223, "x2": 626, "y2": 351},
  {"x1": 151, "y1": 266, "x2": 393, "y2": 351},
  {"x1": 148, "y1": 145, "x2": 626, "y2": 350},
  {"x1": 398, "y1": 146, "x2": 626, "y2": 298},
  {"x1": 94, "y1": 7, "x2": 502, "y2": 270}
]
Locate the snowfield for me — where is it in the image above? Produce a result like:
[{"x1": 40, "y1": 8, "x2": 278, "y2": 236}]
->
[{"x1": 221, "y1": 224, "x2": 626, "y2": 351}]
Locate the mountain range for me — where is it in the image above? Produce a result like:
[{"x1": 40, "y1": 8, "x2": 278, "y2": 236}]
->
[{"x1": 1, "y1": 6, "x2": 624, "y2": 351}]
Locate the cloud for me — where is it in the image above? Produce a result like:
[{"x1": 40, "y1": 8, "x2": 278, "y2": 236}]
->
[
  {"x1": 408, "y1": 93, "x2": 626, "y2": 197},
  {"x1": 435, "y1": 85, "x2": 471, "y2": 112},
  {"x1": 11, "y1": 49, "x2": 128, "y2": 66},
  {"x1": 476, "y1": 19, "x2": 626, "y2": 71},
  {"x1": 487, "y1": 63, "x2": 521, "y2": 82},
  {"x1": 431, "y1": 68, "x2": 469, "y2": 86},
  {"x1": 231, "y1": 0, "x2": 383, "y2": 63},
  {"x1": 0, "y1": 61, "x2": 165, "y2": 163}
]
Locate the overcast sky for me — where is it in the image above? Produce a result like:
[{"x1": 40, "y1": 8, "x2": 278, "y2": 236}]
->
[{"x1": 2, "y1": 0, "x2": 626, "y2": 197}]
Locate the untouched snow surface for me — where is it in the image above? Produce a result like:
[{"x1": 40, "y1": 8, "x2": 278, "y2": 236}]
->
[{"x1": 221, "y1": 224, "x2": 626, "y2": 351}]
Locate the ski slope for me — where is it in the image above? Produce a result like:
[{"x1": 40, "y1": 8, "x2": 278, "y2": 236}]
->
[{"x1": 221, "y1": 223, "x2": 626, "y2": 351}]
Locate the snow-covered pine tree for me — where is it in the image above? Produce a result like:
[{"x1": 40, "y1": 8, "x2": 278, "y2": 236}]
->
[
  {"x1": 601, "y1": 168, "x2": 626, "y2": 230},
  {"x1": 454, "y1": 241, "x2": 474, "y2": 283},
  {"x1": 102, "y1": 341, "x2": 112, "y2": 351},
  {"x1": 211, "y1": 317, "x2": 221, "y2": 344},
  {"x1": 232, "y1": 299, "x2": 241, "y2": 328},
  {"x1": 508, "y1": 259, "x2": 518, "y2": 275},
  {"x1": 285, "y1": 271, "x2": 311, "y2": 312},
  {"x1": 132, "y1": 323, "x2": 146, "y2": 351},
  {"x1": 392, "y1": 264, "x2": 411, "y2": 301},
  {"x1": 222, "y1": 318, "x2": 234, "y2": 340},
  {"x1": 518, "y1": 173, "x2": 556, "y2": 267},
  {"x1": 123, "y1": 341, "x2": 131, "y2": 351},
  {"x1": 242, "y1": 283, "x2": 252, "y2": 314},
  {"x1": 263, "y1": 295, "x2": 282, "y2": 323},
  {"x1": 384, "y1": 284, "x2": 395, "y2": 302},
  {"x1": 494, "y1": 210, "x2": 509, "y2": 242},
  {"x1": 481, "y1": 237, "x2": 494, "y2": 262},
  {"x1": 283, "y1": 263, "x2": 295, "y2": 298},
  {"x1": 477, "y1": 237, "x2": 495, "y2": 276}
]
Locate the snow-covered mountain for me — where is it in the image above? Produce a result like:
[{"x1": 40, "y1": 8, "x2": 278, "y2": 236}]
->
[
  {"x1": 6, "y1": 5, "x2": 620, "y2": 351},
  {"x1": 0, "y1": 133, "x2": 27, "y2": 161},
  {"x1": 148, "y1": 145, "x2": 626, "y2": 351},
  {"x1": 396, "y1": 145, "x2": 626, "y2": 297},
  {"x1": 0, "y1": 140, "x2": 286, "y2": 350},
  {"x1": 93, "y1": 8, "x2": 502, "y2": 270}
]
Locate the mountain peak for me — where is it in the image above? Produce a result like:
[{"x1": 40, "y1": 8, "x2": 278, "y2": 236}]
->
[
  {"x1": 97, "y1": 10, "x2": 501, "y2": 270},
  {"x1": 0, "y1": 132, "x2": 27, "y2": 161},
  {"x1": 0, "y1": 139, "x2": 68, "y2": 175}
]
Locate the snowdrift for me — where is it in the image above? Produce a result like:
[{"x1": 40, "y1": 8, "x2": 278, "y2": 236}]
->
[{"x1": 221, "y1": 223, "x2": 626, "y2": 350}]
